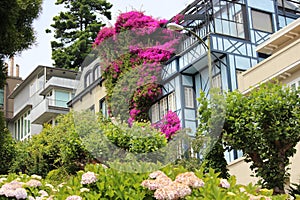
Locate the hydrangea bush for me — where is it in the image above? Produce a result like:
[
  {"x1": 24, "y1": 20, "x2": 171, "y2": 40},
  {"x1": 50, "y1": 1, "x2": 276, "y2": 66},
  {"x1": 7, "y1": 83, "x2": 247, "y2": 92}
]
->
[{"x1": 0, "y1": 164, "x2": 288, "y2": 200}]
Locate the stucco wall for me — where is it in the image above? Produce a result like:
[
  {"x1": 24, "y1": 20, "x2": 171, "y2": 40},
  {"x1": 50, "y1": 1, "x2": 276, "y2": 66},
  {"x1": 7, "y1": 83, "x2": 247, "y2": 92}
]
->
[{"x1": 72, "y1": 85, "x2": 106, "y2": 113}]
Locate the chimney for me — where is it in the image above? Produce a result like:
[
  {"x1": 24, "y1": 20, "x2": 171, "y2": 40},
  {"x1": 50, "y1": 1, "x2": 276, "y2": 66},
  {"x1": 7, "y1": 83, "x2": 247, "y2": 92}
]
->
[
  {"x1": 9, "y1": 56, "x2": 14, "y2": 77},
  {"x1": 16, "y1": 64, "x2": 20, "y2": 78}
]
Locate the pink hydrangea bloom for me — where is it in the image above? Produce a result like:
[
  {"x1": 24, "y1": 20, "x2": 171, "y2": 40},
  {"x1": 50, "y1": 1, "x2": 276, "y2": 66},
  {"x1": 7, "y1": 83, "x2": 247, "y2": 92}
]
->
[
  {"x1": 80, "y1": 172, "x2": 98, "y2": 185},
  {"x1": 219, "y1": 179, "x2": 230, "y2": 189}
]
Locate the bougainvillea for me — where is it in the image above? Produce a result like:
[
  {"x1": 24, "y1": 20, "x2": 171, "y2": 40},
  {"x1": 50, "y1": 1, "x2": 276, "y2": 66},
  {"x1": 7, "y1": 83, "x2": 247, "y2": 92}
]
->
[
  {"x1": 154, "y1": 111, "x2": 181, "y2": 139},
  {"x1": 93, "y1": 11, "x2": 181, "y2": 138}
]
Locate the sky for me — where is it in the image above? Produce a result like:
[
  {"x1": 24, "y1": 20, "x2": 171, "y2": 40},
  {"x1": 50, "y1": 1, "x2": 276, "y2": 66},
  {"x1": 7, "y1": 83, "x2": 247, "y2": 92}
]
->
[{"x1": 12, "y1": 0, "x2": 190, "y2": 79}]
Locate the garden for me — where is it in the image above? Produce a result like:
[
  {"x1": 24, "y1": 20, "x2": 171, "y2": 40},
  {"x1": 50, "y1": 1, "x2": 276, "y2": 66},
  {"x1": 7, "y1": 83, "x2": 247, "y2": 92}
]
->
[{"x1": 0, "y1": 10, "x2": 300, "y2": 199}]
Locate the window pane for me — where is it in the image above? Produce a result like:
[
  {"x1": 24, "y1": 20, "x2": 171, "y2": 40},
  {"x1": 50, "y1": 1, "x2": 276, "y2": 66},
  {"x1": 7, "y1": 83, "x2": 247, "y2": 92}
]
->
[
  {"x1": 252, "y1": 10, "x2": 273, "y2": 32},
  {"x1": 184, "y1": 87, "x2": 194, "y2": 108},
  {"x1": 212, "y1": 74, "x2": 222, "y2": 89},
  {"x1": 168, "y1": 92, "x2": 176, "y2": 111},
  {"x1": 160, "y1": 97, "x2": 168, "y2": 118},
  {"x1": 0, "y1": 89, "x2": 3, "y2": 106},
  {"x1": 55, "y1": 91, "x2": 70, "y2": 107},
  {"x1": 151, "y1": 103, "x2": 159, "y2": 123}
]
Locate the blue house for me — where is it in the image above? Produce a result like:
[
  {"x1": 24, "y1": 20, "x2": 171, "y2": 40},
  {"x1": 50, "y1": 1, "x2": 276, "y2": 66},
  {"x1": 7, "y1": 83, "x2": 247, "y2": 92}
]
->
[{"x1": 149, "y1": 0, "x2": 300, "y2": 162}]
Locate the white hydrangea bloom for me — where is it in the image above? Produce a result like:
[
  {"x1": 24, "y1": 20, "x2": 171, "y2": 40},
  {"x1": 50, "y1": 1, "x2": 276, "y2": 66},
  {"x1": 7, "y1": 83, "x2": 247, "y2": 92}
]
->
[
  {"x1": 26, "y1": 179, "x2": 42, "y2": 187},
  {"x1": 66, "y1": 195, "x2": 82, "y2": 200},
  {"x1": 14, "y1": 188, "x2": 27, "y2": 200},
  {"x1": 80, "y1": 172, "x2": 98, "y2": 185}
]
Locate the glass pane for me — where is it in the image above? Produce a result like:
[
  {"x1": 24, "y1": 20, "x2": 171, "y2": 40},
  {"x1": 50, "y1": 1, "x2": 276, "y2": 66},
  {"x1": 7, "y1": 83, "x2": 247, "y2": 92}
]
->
[
  {"x1": 0, "y1": 89, "x2": 4, "y2": 106},
  {"x1": 55, "y1": 91, "x2": 70, "y2": 107},
  {"x1": 252, "y1": 10, "x2": 273, "y2": 32}
]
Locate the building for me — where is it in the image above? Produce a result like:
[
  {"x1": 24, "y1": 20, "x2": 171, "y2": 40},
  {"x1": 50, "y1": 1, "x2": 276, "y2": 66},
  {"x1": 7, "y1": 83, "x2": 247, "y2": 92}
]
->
[
  {"x1": 148, "y1": 0, "x2": 300, "y2": 163},
  {"x1": 229, "y1": 16, "x2": 300, "y2": 185},
  {"x1": 69, "y1": 0, "x2": 300, "y2": 177},
  {"x1": 8, "y1": 66, "x2": 78, "y2": 141},
  {"x1": 68, "y1": 58, "x2": 107, "y2": 116},
  {"x1": 0, "y1": 57, "x2": 22, "y2": 124}
]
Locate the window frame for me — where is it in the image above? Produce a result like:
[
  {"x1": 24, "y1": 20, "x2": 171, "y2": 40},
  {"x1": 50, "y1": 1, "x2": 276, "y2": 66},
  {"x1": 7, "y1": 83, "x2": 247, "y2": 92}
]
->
[{"x1": 251, "y1": 9, "x2": 273, "y2": 33}]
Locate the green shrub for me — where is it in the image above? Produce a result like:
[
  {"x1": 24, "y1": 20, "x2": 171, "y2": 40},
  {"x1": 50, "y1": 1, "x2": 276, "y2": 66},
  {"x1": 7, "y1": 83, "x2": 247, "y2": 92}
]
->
[
  {"x1": 0, "y1": 111, "x2": 16, "y2": 174},
  {"x1": 10, "y1": 112, "x2": 92, "y2": 177},
  {"x1": 101, "y1": 119, "x2": 167, "y2": 154}
]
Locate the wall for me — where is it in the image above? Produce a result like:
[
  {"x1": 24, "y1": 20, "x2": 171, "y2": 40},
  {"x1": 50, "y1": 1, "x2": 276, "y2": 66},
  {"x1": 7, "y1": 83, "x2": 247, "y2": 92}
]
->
[{"x1": 72, "y1": 84, "x2": 106, "y2": 113}]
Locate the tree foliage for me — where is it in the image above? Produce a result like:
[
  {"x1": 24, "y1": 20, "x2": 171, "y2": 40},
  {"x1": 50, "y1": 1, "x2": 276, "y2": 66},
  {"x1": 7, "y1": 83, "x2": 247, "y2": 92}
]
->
[
  {"x1": 0, "y1": 111, "x2": 16, "y2": 174},
  {"x1": 47, "y1": 0, "x2": 112, "y2": 69},
  {"x1": 195, "y1": 89, "x2": 229, "y2": 179},
  {"x1": 0, "y1": 0, "x2": 42, "y2": 87},
  {"x1": 223, "y1": 83, "x2": 300, "y2": 194}
]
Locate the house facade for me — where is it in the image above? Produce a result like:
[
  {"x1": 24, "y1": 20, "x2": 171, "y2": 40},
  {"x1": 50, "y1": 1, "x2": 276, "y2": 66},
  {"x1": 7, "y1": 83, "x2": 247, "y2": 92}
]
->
[
  {"x1": 68, "y1": 58, "x2": 107, "y2": 116},
  {"x1": 229, "y1": 16, "x2": 300, "y2": 185},
  {"x1": 0, "y1": 58, "x2": 22, "y2": 124},
  {"x1": 70, "y1": 0, "x2": 300, "y2": 165},
  {"x1": 8, "y1": 66, "x2": 78, "y2": 141},
  {"x1": 149, "y1": 0, "x2": 300, "y2": 163}
]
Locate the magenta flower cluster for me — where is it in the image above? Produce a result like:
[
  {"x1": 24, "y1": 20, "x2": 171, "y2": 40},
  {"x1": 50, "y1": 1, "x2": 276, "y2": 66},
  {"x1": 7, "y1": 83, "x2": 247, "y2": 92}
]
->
[
  {"x1": 114, "y1": 11, "x2": 166, "y2": 33},
  {"x1": 154, "y1": 111, "x2": 181, "y2": 139},
  {"x1": 94, "y1": 11, "x2": 181, "y2": 136},
  {"x1": 93, "y1": 27, "x2": 115, "y2": 46}
]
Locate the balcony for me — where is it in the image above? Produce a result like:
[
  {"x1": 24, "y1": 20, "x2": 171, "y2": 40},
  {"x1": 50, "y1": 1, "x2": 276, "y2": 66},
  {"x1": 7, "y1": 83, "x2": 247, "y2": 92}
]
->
[
  {"x1": 30, "y1": 98, "x2": 69, "y2": 125},
  {"x1": 40, "y1": 77, "x2": 78, "y2": 96}
]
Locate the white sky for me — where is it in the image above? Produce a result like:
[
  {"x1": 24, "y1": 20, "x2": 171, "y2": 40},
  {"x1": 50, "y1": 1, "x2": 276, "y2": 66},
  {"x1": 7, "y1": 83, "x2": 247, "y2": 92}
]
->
[{"x1": 12, "y1": 0, "x2": 189, "y2": 78}]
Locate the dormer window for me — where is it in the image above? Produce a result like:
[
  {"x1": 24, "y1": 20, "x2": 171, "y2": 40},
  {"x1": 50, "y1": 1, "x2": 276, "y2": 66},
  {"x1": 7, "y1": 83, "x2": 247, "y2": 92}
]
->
[
  {"x1": 85, "y1": 71, "x2": 93, "y2": 88},
  {"x1": 94, "y1": 64, "x2": 101, "y2": 80}
]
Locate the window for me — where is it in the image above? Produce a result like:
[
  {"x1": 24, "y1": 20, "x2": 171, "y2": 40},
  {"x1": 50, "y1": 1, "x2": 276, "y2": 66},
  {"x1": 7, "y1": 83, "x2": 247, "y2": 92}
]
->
[
  {"x1": 85, "y1": 71, "x2": 93, "y2": 88},
  {"x1": 184, "y1": 87, "x2": 194, "y2": 108},
  {"x1": 160, "y1": 97, "x2": 168, "y2": 119},
  {"x1": 55, "y1": 90, "x2": 71, "y2": 107},
  {"x1": 289, "y1": 77, "x2": 300, "y2": 89},
  {"x1": 168, "y1": 92, "x2": 176, "y2": 111},
  {"x1": 212, "y1": 74, "x2": 222, "y2": 89},
  {"x1": 214, "y1": 1, "x2": 246, "y2": 38},
  {"x1": 99, "y1": 98, "x2": 108, "y2": 117},
  {"x1": 151, "y1": 103, "x2": 159, "y2": 123},
  {"x1": 151, "y1": 92, "x2": 176, "y2": 123},
  {"x1": 0, "y1": 89, "x2": 4, "y2": 107},
  {"x1": 14, "y1": 110, "x2": 31, "y2": 141},
  {"x1": 30, "y1": 81, "x2": 36, "y2": 96},
  {"x1": 251, "y1": 10, "x2": 273, "y2": 33},
  {"x1": 94, "y1": 65, "x2": 101, "y2": 80}
]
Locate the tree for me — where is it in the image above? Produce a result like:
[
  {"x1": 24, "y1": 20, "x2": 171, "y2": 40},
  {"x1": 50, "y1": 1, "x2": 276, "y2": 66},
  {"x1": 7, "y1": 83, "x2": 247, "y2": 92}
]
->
[
  {"x1": 0, "y1": 0, "x2": 42, "y2": 87},
  {"x1": 223, "y1": 83, "x2": 300, "y2": 194},
  {"x1": 195, "y1": 89, "x2": 229, "y2": 179},
  {"x1": 47, "y1": 0, "x2": 112, "y2": 69},
  {"x1": 0, "y1": 111, "x2": 16, "y2": 174}
]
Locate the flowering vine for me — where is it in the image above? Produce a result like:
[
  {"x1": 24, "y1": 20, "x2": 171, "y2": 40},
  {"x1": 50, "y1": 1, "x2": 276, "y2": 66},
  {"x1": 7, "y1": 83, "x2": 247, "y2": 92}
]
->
[
  {"x1": 93, "y1": 11, "x2": 181, "y2": 138},
  {"x1": 153, "y1": 111, "x2": 181, "y2": 139}
]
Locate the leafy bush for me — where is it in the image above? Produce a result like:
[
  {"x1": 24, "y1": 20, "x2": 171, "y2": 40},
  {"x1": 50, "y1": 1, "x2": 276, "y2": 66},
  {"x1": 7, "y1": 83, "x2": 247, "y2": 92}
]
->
[
  {"x1": 10, "y1": 112, "x2": 92, "y2": 177},
  {"x1": 0, "y1": 111, "x2": 16, "y2": 174},
  {"x1": 99, "y1": 118, "x2": 167, "y2": 154},
  {"x1": 0, "y1": 164, "x2": 289, "y2": 200}
]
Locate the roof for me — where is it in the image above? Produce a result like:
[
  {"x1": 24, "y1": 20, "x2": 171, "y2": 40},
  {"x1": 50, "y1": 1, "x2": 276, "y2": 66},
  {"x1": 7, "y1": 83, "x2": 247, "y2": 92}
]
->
[{"x1": 257, "y1": 17, "x2": 300, "y2": 54}]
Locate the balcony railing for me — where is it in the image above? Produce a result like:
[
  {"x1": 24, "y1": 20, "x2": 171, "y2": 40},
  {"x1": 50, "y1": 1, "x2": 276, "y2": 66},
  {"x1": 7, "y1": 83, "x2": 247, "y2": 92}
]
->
[
  {"x1": 30, "y1": 97, "x2": 70, "y2": 124},
  {"x1": 44, "y1": 77, "x2": 78, "y2": 90}
]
